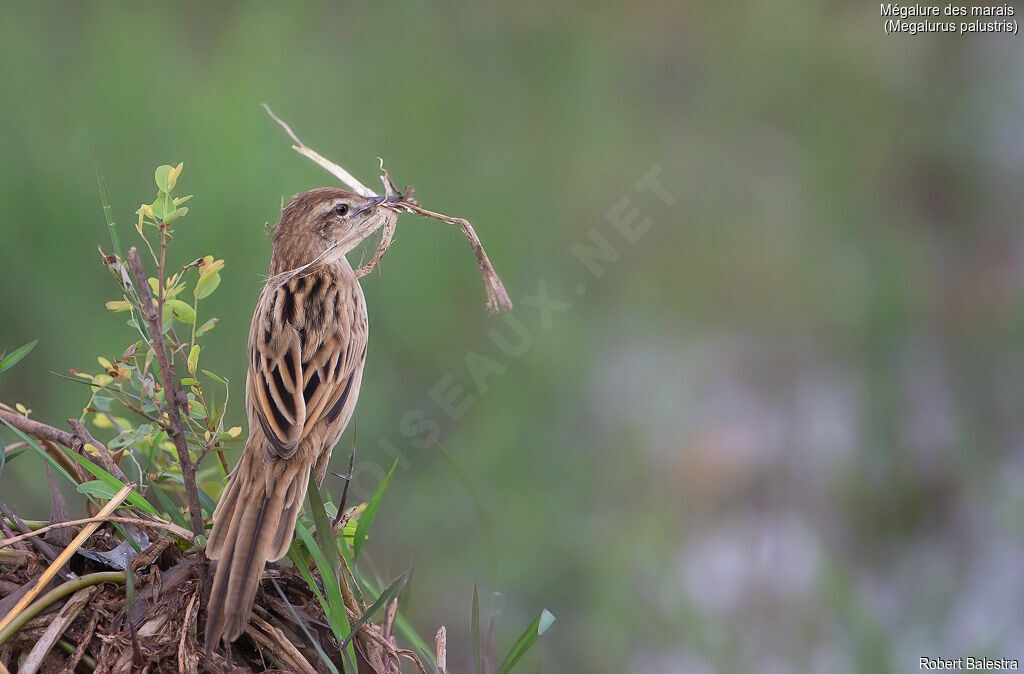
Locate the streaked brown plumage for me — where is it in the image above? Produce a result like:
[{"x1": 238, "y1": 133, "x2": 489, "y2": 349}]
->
[{"x1": 205, "y1": 187, "x2": 390, "y2": 646}]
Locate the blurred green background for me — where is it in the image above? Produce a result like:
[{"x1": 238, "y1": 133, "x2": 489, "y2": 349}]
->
[{"x1": 3, "y1": 2, "x2": 1024, "y2": 671}]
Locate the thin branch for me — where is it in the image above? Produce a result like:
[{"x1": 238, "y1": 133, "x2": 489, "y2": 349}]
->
[
  {"x1": 0, "y1": 406, "x2": 74, "y2": 449},
  {"x1": 126, "y1": 247, "x2": 205, "y2": 537},
  {"x1": 0, "y1": 405, "x2": 124, "y2": 483},
  {"x1": 0, "y1": 503, "x2": 59, "y2": 565},
  {"x1": 331, "y1": 444, "x2": 357, "y2": 531},
  {"x1": 0, "y1": 515, "x2": 195, "y2": 549},
  {"x1": 67, "y1": 418, "x2": 129, "y2": 483}
]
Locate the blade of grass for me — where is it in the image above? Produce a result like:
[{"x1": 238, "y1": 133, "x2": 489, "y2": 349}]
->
[
  {"x1": 341, "y1": 566, "x2": 410, "y2": 649},
  {"x1": 353, "y1": 459, "x2": 397, "y2": 558},
  {"x1": 308, "y1": 481, "x2": 338, "y2": 581},
  {"x1": 151, "y1": 484, "x2": 189, "y2": 529},
  {"x1": 360, "y1": 577, "x2": 434, "y2": 655},
  {"x1": 472, "y1": 584, "x2": 483, "y2": 674},
  {"x1": 439, "y1": 444, "x2": 497, "y2": 578},
  {"x1": 0, "y1": 340, "x2": 38, "y2": 374},
  {"x1": 269, "y1": 574, "x2": 340, "y2": 674},
  {"x1": 294, "y1": 521, "x2": 359, "y2": 670},
  {"x1": 288, "y1": 547, "x2": 330, "y2": 615},
  {"x1": 0, "y1": 419, "x2": 79, "y2": 487},
  {"x1": 294, "y1": 522, "x2": 349, "y2": 638},
  {"x1": 62, "y1": 448, "x2": 159, "y2": 516},
  {"x1": 417, "y1": 647, "x2": 443, "y2": 674},
  {"x1": 94, "y1": 158, "x2": 122, "y2": 259},
  {"x1": 494, "y1": 609, "x2": 556, "y2": 674}
]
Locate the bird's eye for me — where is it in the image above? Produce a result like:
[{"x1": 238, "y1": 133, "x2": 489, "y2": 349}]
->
[{"x1": 334, "y1": 203, "x2": 349, "y2": 216}]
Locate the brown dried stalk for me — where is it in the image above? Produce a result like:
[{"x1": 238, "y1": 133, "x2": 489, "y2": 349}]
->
[
  {"x1": 263, "y1": 104, "x2": 513, "y2": 314},
  {"x1": 126, "y1": 247, "x2": 205, "y2": 538},
  {"x1": 0, "y1": 404, "x2": 124, "y2": 483},
  {"x1": 0, "y1": 515, "x2": 195, "y2": 549}
]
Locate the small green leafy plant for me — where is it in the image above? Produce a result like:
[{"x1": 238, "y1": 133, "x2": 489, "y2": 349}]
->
[{"x1": 0, "y1": 162, "x2": 553, "y2": 672}]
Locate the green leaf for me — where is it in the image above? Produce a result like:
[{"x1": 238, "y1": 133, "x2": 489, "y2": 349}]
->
[
  {"x1": 353, "y1": 459, "x2": 398, "y2": 558},
  {"x1": 77, "y1": 479, "x2": 120, "y2": 500},
  {"x1": 0, "y1": 435, "x2": 6, "y2": 479},
  {"x1": 154, "y1": 165, "x2": 174, "y2": 192},
  {"x1": 162, "y1": 206, "x2": 187, "y2": 224},
  {"x1": 472, "y1": 584, "x2": 482, "y2": 674},
  {"x1": 187, "y1": 345, "x2": 200, "y2": 374},
  {"x1": 269, "y1": 571, "x2": 341, "y2": 674},
  {"x1": 95, "y1": 159, "x2": 121, "y2": 259},
  {"x1": 0, "y1": 418, "x2": 78, "y2": 488},
  {"x1": 0, "y1": 340, "x2": 38, "y2": 374},
  {"x1": 173, "y1": 194, "x2": 193, "y2": 207},
  {"x1": 163, "y1": 299, "x2": 195, "y2": 324},
  {"x1": 495, "y1": 609, "x2": 556, "y2": 674},
  {"x1": 294, "y1": 521, "x2": 349, "y2": 644},
  {"x1": 308, "y1": 481, "x2": 338, "y2": 581},
  {"x1": 165, "y1": 475, "x2": 217, "y2": 516},
  {"x1": 194, "y1": 271, "x2": 220, "y2": 299},
  {"x1": 107, "y1": 431, "x2": 136, "y2": 451},
  {"x1": 180, "y1": 377, "x2": 199, "y2": 386},
  {"x1": 200, "y1": 368, "x2": 226, "y2": 384},
  {"x1": 288, "y1": 546, "x2": 330, "y2": 613},
  {"x1": 152, "y1": 484, "x2": 189, "y2": 529},
  {"x1": 166, "y1": 162, "x2": 182, "y2": 191},
  {"x1": 151, "y1": 192, "x2": 172, "y2": 221},
  {"x1": 92, "y1": 395, "x2": 115, "y2": 412},
  {"x1": 305, "y1": 483, "x2": 359, "y2": 665},
  {"x1": 196, "y1": 318, "x2": 219, "y2": 336},
  {"x1": 341, "y1": 567, "x2": 410, "y2": 649},
  {"x1": 62, "y1": 448, "x2": 160, "y2": 517}
]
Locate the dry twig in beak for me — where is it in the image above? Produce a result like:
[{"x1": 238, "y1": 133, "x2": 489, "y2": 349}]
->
[{"x1": 262, "y1": 104, "x2": 513, "y2": 314}]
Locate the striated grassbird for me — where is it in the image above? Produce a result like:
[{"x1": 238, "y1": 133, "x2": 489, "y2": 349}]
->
[{"x1": 204, "y1": 187, "x2": 390, "y2": 646}]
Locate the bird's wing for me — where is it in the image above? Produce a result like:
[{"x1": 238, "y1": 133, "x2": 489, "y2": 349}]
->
[{"x1": 247, "y1": 271, "x2": 366, "y2": 460}]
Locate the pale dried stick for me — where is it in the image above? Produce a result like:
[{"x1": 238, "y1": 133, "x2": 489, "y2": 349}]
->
[
  {"x1": 0, "y1": 483, "x2": 133, "y2": 634},
  {"x1": 0, "y1": 515, "x2": 195, "y2": 549},
  {"x1": 261, "y1": 104, "x2": 375, "y2": 197},
  {"x1": 263, "y1": 104, "x2": 513, "y2": 314}
]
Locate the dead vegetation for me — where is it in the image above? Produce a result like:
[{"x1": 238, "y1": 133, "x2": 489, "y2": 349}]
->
[{"x1": 0, "y1": 510, "x2": 430, "y2": 672}]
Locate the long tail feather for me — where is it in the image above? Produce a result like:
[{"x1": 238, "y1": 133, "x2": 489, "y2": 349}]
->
[{"x1": 205, "y1": 452, "x2": 308, "y2": 646}]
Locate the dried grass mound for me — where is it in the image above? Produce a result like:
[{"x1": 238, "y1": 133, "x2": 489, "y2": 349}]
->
[{"x1": 0, "y1": 522, "x2": 426, "y2": 673}]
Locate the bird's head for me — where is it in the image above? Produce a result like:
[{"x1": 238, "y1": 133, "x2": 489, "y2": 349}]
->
[{"x1": 270, "y1": 187, "x2": 389, "y2": 272}]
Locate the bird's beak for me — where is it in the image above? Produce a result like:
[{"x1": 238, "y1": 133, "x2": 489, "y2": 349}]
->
[{"x1": 360, "y1": 195, "x2": 386, "y2": 213}]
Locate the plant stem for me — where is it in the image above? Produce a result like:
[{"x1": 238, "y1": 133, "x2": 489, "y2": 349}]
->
[
  {"x1": 56, "y1": 638, "x2": 98, "y2": 670},
  {"x1": 126, "y1": 247, "x2": 205, "y2": 538},
  {"x1": 0, "y1": 572, "x2": 125, "y2": 647}
]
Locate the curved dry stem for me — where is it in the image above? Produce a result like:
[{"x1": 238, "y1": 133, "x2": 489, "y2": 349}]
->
[
  {"x1": 0, "y1": 515, "x2": 195, "y2": 549},
  {"x1": 0, "y1": 571, "x2": 126, "y2": 647}
]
